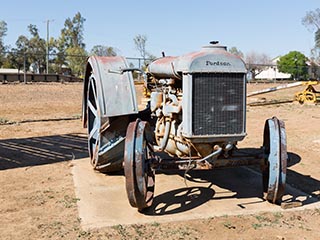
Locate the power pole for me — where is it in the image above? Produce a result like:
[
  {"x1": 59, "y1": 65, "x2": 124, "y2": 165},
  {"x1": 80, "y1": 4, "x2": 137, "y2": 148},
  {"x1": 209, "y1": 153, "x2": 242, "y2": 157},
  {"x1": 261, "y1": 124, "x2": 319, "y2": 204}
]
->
[{"x1": 46, "y1": 19, "x2": 54, "y2": 74}]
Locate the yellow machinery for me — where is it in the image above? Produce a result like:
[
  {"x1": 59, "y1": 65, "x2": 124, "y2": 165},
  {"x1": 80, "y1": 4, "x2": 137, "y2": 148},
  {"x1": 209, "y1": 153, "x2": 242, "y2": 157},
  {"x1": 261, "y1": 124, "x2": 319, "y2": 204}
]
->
[
  {"x1": 247, "y1": 81, "x2": 320, "y2": 105},
  {"x1": 294, "y1": 81, "x2": 320, "y2": 104}
]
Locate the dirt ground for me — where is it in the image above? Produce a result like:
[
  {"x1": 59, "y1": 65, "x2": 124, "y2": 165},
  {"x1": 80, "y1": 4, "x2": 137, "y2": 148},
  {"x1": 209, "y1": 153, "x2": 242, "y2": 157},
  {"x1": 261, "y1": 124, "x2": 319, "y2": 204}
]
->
[{"x1": 0, "y1": 82, "x2": 319, "y2": 240}]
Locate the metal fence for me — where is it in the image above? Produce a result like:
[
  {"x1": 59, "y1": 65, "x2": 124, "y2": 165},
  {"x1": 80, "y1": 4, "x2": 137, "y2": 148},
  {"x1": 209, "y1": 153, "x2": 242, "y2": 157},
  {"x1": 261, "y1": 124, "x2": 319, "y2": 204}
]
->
[
  {"x1": 2, "y1": 50, "x2": 319, "y2": 83},
  {"x1": 0, "y1": 72, "x2": 82, "y2": 83}
]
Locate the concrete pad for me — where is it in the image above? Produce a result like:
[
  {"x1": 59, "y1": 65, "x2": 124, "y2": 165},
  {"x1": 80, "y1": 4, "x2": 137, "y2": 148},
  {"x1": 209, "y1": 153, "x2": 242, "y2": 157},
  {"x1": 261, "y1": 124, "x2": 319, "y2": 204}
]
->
[{"x1": 72, "y1": 158, "x2": 320, "y2": 230}]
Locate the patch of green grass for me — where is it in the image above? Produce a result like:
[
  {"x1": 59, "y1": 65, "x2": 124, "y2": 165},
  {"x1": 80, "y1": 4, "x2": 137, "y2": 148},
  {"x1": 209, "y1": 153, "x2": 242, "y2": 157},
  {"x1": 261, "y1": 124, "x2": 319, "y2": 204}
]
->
[
  {"x1": 252, "y1": 223, "x2": 263, "y2": 230},
  {"x1": 77, "y1": 230, "x2": 92, "y2": 239},
  {"x1": 272, "y1": 212, "x2": 283, "y2": 224},
  {"x1": 111, "y1": 224, "x2": 131, "y2": 239},
  {"x1": 132, "y1": 224, "x2": 145, "y2": 237},
  {"x1": 170, "y1": 226, "x2": 194, "y2": 237},
  {"x1": 43, "y1": 189, "x2": 55, "y2": 199},
  {"x1": 151, "y1": 221, "x2": 160, "y2": 227},
  {"x1": 0, "y1": 118, "x2": 10, "y2": 125},
  {"x1": 223, "y1": 221, "x2": 236, "y2": 229},
  {"x1": 72, "y1": 114, "x2": 82, "y2": 119},
  {"x1": 255, "y1": 215, "x2": 269, "y2": 222},
  {"x1": 58, "y1": 195, "x2": 80, "y2": 208}
]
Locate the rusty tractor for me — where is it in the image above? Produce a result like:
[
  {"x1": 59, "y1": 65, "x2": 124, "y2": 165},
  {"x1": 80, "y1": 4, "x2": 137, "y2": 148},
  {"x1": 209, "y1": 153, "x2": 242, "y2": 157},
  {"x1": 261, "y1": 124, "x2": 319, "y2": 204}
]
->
[{"x1": 82, "y1": 41, "x2": 287, "y2": 211}]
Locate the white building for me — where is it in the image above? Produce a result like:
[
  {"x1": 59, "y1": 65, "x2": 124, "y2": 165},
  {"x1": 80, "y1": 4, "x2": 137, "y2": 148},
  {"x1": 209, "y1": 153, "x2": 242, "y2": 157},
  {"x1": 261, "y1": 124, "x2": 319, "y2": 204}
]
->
[
  {"x1": 0, "y1": 68, "x2": 23, "y2": 74},
  {"x1": 255, "y1": 57, "x2": 291, "y2": 80}
]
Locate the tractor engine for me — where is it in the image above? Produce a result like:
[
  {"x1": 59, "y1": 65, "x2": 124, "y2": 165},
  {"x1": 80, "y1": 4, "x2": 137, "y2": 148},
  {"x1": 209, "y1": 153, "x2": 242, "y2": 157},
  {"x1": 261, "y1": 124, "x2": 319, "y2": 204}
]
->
[{"x1": 147, "y1": 42, "x2": 247, "y2": 159}]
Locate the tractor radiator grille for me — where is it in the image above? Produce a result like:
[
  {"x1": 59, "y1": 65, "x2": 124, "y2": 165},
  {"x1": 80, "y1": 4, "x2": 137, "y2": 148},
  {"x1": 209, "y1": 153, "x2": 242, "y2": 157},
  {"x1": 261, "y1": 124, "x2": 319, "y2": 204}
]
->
[{"x1": 192, "y1": 73, "x2": 245, "y2": 136}]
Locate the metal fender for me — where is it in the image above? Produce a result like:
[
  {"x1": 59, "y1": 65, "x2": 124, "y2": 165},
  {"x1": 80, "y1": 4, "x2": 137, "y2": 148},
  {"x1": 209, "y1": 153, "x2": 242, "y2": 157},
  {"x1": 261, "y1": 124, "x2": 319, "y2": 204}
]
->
[{"x1": 82, "y1": 56, "x2": 138, "y2": 127}]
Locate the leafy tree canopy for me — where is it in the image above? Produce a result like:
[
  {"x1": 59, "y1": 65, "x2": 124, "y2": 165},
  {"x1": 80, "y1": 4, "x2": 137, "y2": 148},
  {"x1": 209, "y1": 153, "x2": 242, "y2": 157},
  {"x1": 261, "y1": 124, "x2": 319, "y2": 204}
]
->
[
  {"x1": 228, "y1": 46, "x2": 244, "y2": 58},
  {"x1": 66, "y1": 46, "x2": 87, "y2": 77},
  {"x1": 61, "y1": 12, "x2": 86, "y2": 48},
  {"x1": 277, "y1": 51, "x2": 309, "y2": 80},
  {"x1": 0, "y1": 20, "x2": 8, "y2": 67},
  {"x1": 91, "y1": 45, "x2": 117, "y2": 56},
  {"x1": 302, "y1": 9, "x2": 320, "y2": 50}
]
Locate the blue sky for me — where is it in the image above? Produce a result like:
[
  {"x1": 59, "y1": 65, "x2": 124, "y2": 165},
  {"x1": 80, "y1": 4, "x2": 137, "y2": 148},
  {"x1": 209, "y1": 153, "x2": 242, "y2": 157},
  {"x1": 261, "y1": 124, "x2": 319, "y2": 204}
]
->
[{"x1": 1, "y1": 0, "x2": 319, "y2": 58}]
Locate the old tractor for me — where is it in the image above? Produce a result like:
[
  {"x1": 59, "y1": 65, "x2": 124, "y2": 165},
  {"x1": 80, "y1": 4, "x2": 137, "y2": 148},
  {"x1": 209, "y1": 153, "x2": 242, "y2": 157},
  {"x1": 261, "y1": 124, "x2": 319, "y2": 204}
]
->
[{"x1": 82, "y1": 41, "x2": 287, "y2": 211}]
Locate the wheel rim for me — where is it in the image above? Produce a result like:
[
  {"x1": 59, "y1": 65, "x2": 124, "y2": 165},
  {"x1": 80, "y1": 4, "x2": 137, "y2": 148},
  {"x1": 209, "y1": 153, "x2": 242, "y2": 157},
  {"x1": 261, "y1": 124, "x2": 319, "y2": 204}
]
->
[
  {"x1": 262, "y1": 117, "x2": 287, "y2": 203},
  {"x1": 124, "y1": 119, "x2": 155, "y2": 210},
  {"x1": 87, "y1": 75, "x2": 101, "y2": 168},
  {"x1": 295, "y1": 93, "x2": 305, "y2": 104},
  {"x1": 305, "y1": 93, "x2": 316, "y2": 102}
]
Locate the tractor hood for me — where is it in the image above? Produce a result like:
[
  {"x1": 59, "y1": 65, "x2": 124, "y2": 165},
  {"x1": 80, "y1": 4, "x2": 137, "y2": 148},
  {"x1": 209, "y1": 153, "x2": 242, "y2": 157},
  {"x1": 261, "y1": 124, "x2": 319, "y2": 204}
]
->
[{"x1": 148, "y1": 42, "x2": 247, "y2": 79}]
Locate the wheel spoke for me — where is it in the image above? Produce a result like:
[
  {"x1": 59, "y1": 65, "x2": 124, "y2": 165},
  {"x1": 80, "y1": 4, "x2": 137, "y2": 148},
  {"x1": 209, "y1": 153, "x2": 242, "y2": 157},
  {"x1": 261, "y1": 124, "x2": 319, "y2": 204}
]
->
[
  {"x1": 89, "y1": 77, "x2": 98, "y2": 103},
  {"x1": 89, "y1": 118, "x2": 100, "y2": 140},
  {"x1": 88, "y1": 100, "x2": 98, "y2": 117},
  {"x1": 87, "y1": 75, "x2": 102, "y2": 169}
]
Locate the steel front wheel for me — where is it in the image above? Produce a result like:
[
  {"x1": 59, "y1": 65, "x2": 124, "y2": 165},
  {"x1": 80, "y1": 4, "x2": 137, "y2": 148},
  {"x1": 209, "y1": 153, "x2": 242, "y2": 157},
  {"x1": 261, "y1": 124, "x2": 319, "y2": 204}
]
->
[
  {"x1": 262, "y1": 117, "x2": 287, "y2": 204},
  {"x1": 124, "y1": 119, "x2": 155, "y2": 211}
]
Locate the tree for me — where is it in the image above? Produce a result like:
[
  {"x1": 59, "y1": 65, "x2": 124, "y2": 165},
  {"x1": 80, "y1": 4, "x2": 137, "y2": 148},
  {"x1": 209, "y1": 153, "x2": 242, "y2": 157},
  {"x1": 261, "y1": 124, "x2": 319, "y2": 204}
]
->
[
  {"x1": 66, "y1": 46, "x2": 87, "y2": 77},
  {"x1": 133, "y1": 34, "x2": 156, "y2": 68},
  {"x1": 4, "y1": 24, "x2": 47, "y2": 72},
  {"x1": 57, "y1": 12, "x2": 87, "y2": 76},
  {"x1": 51, "y1": 37, "x2": 67, "y2": 73},
  {"x1": 309, "y1": 61, "x2": 320, "y2": 79},
  {"x1": 228, "y1": 46, "x2": 244, "y2": 58},
  {"x1": 61, "y1": 12, "x2": 86, "y2": 48},
  {"x1": 134, "y1": 34, "x2": 148, "y2": 60},
  {"x1": 245, "y1": 51, "x2": 271, "y2": 80},
  {"x1": 316, "y1": 29, "x2": 320, "y2": 49},
  {"x1": 0, "y1": 20, "x2": 8, "y2": 67},
  {"x1": 91, "y1": 45, "x2": 117, "y2": 56},
  {"x1": 277, "y1": 51, "x2": 309, "y2": 80},
  {"x1": 27, "y1": 24, "x2": 46, "y2": 73},
  {"x1": 302, "y1": 9, "x2": 320, "y2": 57}
]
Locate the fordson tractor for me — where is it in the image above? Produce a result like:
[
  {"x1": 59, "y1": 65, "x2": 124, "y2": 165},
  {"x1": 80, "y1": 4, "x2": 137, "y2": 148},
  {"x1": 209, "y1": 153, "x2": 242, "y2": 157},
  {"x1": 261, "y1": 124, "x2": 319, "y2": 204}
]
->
[{"x1": 82, "y1": 41, "x2": 287, "y2": 211}]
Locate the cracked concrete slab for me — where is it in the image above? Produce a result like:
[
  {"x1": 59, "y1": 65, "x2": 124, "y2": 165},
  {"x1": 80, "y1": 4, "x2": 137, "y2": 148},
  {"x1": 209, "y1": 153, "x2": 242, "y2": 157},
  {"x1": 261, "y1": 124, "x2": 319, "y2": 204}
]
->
[{"x1": 72, "y1": 158, "x2": 320, "y2": 230}]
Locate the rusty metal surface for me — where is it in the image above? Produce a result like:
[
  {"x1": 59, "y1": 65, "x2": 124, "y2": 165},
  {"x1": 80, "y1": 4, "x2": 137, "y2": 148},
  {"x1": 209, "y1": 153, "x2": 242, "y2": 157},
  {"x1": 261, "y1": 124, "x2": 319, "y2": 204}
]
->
[
  {"x1": 151, "y1": 156, "x2": 263, "y2": 171},
  {"x1": 124, "y1": 119, "x2": 155, "y2": 210},
  {"x1": 85, "y1": 70, "x2": 129, "y2": 173},
  {"x1": 148, "y1": 42, "x2": 247, "y2": 80},
  {"x1": 86, "y1": 75, "x2": 101, "y2": 168},
  {"x1": 147, "y1": 56, "x2": 179, "y2": 79},
  {"x1": 181, "y1": 72, "x2": 247, "y2": 142},
  {"x1": 262, "y1": 117, "x2": 287, "y2": 203},
  {"x1": 85, "y1": 56, "x2": 138, "y2": 119},
  {"x1": 82, "y1": 42, "x2": 289, "y2": 211},
  {"x1": 124, "y1": 120, "x2": 139, "y2": 208},
  {"x1": 82, "y1": 56, "x2": 139, "y2": 173},
  {"x1": 279, "y1": 119, "x2": 287, "y2": 199}
]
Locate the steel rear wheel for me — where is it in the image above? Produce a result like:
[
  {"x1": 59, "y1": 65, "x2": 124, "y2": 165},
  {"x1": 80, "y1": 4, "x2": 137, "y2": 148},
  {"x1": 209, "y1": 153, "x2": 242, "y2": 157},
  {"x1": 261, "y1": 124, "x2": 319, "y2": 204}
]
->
[
  {"x1": 262, "y1": 117, "x2": 287, "y2": 204},
  {"x1": 87, "y1": 75, "x2": 102, "y2": 168},
  {"x1": 124, "y1": 119, "x2": 155, "y2": 211},
  {"x1": 86, "y1": 74, "x2": 126, "y2": 173}
]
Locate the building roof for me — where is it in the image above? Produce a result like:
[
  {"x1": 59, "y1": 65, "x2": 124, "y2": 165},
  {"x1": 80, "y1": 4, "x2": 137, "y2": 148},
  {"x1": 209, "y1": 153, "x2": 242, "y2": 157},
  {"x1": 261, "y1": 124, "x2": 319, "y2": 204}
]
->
[{"x1": 255, "y1": 66, "x2": 291, "y2": 80}]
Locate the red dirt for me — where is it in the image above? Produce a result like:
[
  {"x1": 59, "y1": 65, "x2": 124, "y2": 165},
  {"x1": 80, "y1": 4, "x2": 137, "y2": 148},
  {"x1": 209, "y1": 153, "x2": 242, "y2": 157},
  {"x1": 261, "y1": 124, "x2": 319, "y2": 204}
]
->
[{"x1": 0, "y1": 82, "x2": 319, "y2": 240}]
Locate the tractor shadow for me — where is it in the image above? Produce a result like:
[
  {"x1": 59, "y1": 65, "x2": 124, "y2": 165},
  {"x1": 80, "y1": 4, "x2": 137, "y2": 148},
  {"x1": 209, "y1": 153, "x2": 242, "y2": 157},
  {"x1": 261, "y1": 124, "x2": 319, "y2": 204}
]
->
[
  {"x1": 0, "y1": 133, "x2": 88, "y2": 170},
  {"x1": 143, "y1": 150, "x2": 320, "y2": 216}
]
